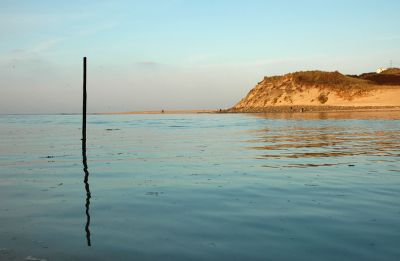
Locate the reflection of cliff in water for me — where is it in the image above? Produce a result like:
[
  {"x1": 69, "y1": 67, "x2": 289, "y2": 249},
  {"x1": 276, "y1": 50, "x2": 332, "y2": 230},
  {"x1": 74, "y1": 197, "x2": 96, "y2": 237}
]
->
[
  {"x1": 247, "y1": 117, "x2": 400, "y2": 161},
  {"x1": 250, "y1": 110, "x2": 400, "y2": 120}
]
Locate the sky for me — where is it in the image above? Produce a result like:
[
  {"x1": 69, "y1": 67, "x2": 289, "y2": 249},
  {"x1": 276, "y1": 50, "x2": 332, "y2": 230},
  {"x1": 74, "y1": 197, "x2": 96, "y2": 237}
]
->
[{"x1": 0, "y1": 0, "x2": 399, "y2": 114}]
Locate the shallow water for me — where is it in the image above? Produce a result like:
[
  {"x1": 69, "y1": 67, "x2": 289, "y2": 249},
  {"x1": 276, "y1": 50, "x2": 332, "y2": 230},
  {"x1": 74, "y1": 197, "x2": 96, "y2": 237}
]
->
[{"x1": 1, "y1": 112, "x2": 399, "y2": 260}]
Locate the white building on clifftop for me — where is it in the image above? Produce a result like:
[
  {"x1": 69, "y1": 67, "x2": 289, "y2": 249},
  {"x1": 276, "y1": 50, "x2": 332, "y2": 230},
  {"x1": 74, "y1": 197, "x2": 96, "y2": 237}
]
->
[{"x1": 376, "y1": 68, "x2": 387, "y2": 73}]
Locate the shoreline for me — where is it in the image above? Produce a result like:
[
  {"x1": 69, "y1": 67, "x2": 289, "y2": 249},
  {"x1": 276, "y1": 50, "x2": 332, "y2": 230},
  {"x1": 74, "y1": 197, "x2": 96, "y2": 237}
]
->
[
  {"x1": 98, "y1": 109, "x2": 216, "y2": 115},
  {"x1": 221, "y1": 105, "x2": 400, "y2": 114},
  {"x1": 96, "y1": 106, "x2": 400, "y2": 115}
]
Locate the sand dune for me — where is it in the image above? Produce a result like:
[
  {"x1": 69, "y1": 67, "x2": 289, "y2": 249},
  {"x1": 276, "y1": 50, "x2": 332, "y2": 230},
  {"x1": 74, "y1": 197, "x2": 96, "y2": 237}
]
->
[{"x1": 228, "y1": 70, "x2": 400, "y2": 112}]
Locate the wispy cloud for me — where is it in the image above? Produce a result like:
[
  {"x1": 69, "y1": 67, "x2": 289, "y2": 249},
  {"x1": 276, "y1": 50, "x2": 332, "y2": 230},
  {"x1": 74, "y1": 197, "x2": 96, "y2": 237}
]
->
[
  {"x1": 77, "y1": 22, "x2": 118, "y2": 37},
  {"x1": 136, "y1": 61, "x2": 159, "y2": 66},
  {"x1": 10, "y1": 49, "x2": 24, "y2": 53},
  {"x1": 0, "y1": 37, "x2": 68, "y2": 63},
  {"x1": 379, "y1": 35, "x2": 400, "y2": 41},
  {"x1": 29, "y1": 37, "x2": 68, "y2": 54},
  {"x1": 2, "y1": 20, "x2": 117, "y2": 62}
]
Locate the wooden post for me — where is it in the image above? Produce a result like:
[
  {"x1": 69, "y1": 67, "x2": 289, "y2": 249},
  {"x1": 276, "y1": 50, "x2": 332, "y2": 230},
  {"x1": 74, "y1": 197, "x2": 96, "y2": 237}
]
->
[
  {"x1": 82, "y1": 57, "x2": 87, "y2": 142},
  {"x1": 81, "y1": 56, "x2": 91, "y2": 246}
]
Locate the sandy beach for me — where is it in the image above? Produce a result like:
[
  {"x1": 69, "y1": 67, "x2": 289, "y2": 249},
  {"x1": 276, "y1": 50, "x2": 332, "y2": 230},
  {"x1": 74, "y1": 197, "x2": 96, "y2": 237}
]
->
[{"x1": 100, "y1": 109, "x2": 216, "y2": 115}]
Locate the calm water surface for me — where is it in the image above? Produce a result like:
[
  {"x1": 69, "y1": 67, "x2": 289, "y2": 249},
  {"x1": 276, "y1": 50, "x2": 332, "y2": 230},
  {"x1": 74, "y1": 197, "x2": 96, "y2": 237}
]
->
[{"x1": 0, "y1": 112, "x2": 400, "y2": 260}]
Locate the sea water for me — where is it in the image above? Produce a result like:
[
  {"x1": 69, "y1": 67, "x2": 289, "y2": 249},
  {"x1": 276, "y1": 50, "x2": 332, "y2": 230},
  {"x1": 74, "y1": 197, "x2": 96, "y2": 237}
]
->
[{"x1": 0, "y1": 112, "x2": 399, "y2": 260}]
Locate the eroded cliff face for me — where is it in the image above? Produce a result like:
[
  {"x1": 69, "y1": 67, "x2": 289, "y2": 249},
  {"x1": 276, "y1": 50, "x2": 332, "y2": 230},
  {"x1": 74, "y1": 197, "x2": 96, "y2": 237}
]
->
[{"x1": 231, "y1": 71, "x2": 400, "y2": 111}]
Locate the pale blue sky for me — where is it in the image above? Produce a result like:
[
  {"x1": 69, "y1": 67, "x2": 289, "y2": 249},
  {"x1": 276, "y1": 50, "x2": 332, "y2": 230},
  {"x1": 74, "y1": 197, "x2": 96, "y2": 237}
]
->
[{"x1": 1, "y1": 0, "x2": 399, "y2": 113}]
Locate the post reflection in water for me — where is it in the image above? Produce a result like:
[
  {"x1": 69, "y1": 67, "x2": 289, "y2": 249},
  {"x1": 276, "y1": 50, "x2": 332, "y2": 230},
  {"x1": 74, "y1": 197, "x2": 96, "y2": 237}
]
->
[{"x1": 82, "y1": 137, "x2": 92, "y2": 246}]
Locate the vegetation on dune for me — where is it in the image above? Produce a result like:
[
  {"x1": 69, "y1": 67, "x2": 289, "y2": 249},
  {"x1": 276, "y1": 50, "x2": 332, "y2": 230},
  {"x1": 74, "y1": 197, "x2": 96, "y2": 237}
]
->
[
  {"x1": 380, "y1": 68, "x2": 400, "y2": 75},
  {"x1": 317, "y1": 93, "x2": 329, "y2": 104},
  {"x1": 357, "y1": 68, "x2": 400, "y2": 85},
  {"x1": 289, "y1": 71, "x2": 368, "y2": 86},
  {"x1": 262, "y1": 70, "x2": 380, "y2": 101},
  {"x1": 264, "y1": 69, "x2": 400, "y2": 87}
]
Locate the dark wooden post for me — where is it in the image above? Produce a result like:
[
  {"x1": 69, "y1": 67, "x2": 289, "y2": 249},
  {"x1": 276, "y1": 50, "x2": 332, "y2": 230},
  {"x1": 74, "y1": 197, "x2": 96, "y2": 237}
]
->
[
  {"x1": 81, "y1": 57, "x2": 91, "y2": 246},
  {"x1": 82, "y1": 57, "x2": 87, "y2": 141}
]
